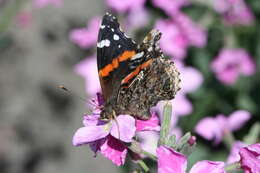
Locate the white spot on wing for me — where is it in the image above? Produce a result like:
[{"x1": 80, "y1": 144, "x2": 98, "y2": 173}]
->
[
  {"x1": 100, "y1": 25, "x2": 105, "y2": 29},
  {"x1": 148, "y1": 47, "x2": 153, "y2": 52},
  {"x1": 131, "y1": 52, "x2": 144, "y2": 60},
  {"x1": 118, "y1": 45, "x2": 121, "y2": 48},
  {"x1": 113, "y1": 34, "x2": 119, "y2": 40},
  {"x1": 111, "y1": 28, "x2": 114, "y2": 32},
  {"x1": 97, "y1": 39, "x2": 110, "y2": 48}
]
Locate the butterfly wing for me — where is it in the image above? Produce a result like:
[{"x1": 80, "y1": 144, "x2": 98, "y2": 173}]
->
[{"x1": 97, "y1": 13, "x2": 137, "y2": 101}]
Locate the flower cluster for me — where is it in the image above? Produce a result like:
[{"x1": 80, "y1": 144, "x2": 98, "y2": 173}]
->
[{"x1": 66, "y1": 0, "x2": 258, "y2": 172}]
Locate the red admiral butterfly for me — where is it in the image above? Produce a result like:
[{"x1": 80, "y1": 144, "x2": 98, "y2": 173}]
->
[{"x1": 97, "y1": 13, "x2": 180, "y2": 120}]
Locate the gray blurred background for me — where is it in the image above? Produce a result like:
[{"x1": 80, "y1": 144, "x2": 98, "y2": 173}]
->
[{"x1": 0, "y1": 0, "x2": 120, "y2": 172}]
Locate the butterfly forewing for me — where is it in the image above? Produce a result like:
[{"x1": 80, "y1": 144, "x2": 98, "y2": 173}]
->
[{"x1": 97, "y1": 13, "x2": 137, "y2": 101}]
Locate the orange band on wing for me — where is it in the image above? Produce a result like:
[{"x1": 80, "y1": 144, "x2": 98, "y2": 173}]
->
[
  {"x1": 118, "y1": 51, "x2": 136, "y2": 62},
  {"x1": 99, "y1": 50, "x2": 136, "y2": 77},
  {"x1": 121, "y1": 59, "x2": 153, "y2": 85}
]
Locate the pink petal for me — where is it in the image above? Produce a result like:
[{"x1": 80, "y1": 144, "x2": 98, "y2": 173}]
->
[
  {"x1": 157, "y1": 146, "x2": 187, "y2": 173},
  {"x1": 110, "y1": 115, "x2": 136, "y2": 143},
  {"x1": 173, "y1": 12, "x2": 207, "y2": 48},
  {"x1": 33, "y1": 0, "x2": 63, "y2": 8},
  {"x1": 89, "y1": 138, "x2": 106, "y2": 153},
  {"x1": 189, "y1": 160, "x2": 226, "y2": 173},
  {"x1": 155, "y1": 19, "x2": 189, "y2": 59},
  {"x1": 72, "y1": 125, "x2": 110, "y2": 146},
  {"x1": 137, "y1": 131, "x2": 159, "y2": 156},
  {"x1": 100, "y1": 135, "x2": 128, "y2": 166},
  {"x1": 74, "y1": 56, "x2": 101, "y2": 95},
  {"x1": 69, "y1": 17, "x2": 100, "y2": 49},
  {"x1": 82, "y1": 114, "x2": 100, "y2": 126},
  {"x1": 172, "y1": 94, "x2": 193, "y2": 116},
  {"x1": 136, "y1": 112, "x2": 160, "y2": 131},
  {"x1": 106, "y1": 0, "x2": 146, "y2": 13},
  {"x1": 152, "y1": 0, "x2": 189, "y2": 16},
  {"x1": 179, "y1": 65, "x2": 204, "y2": 93},
  {"x1": 195, "y1": 115, "x2": 227, "y2": 144},
  {"x1": 227, "y1": 141, "x2": 246, "y2": 164},
  {"x1": 239, "y1": 143, "x2": 260, "y2": 173},
  {"x1": 228, "y1": 110, "x2": 251, "y2": 131},
  {"x1": 127, "y1": 7, "x2": 149, "y2": 30}
]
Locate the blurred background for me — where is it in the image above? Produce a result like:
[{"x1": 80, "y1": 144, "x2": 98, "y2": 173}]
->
[{"x1": 0, "y1": 0, "x2": 259, "y2": 173}]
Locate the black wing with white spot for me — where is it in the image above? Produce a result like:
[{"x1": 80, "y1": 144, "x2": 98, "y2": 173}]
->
[{"x1": 97, "y1": 13, "x2": 137, "y2": 70}]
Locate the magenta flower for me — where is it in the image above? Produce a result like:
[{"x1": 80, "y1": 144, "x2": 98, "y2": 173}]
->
[
  {"x1": 152, "y1": 0, "x2": 189, "y2": 16},
  {"x1": 33, "y1": 0, "x2": 62, "y2": 8},
  {"x1": 73, "y1": 94, "x2": 162, "y2": 165},
  {"x1": 211, "y1": 48, "x2": 256, "y2": 85},
  {"x1": 155, "y1": 19, "x2": 189, "y2": 59},
  {"x1": 74, "y1": 56, "x2": 101, "y2": 96},
  {"x1": 155, "y1": 15, "x2": 207, "y2": 59},
  {"x1": 69, "y1": 17, "x2": 100, "y2": 49},
  {"x1": 157, "y1": 146, "x2": 226, "y2": 173},
  {"x1": 106, "y1": 0, "x2": 146, "y2": 13},
  {"x1": 227, "y1": 141, "x2": 246, "y2": 164},
  {"x1": 239, "y1": 143, "x2": 260, "y2": 173},
  {"x1": 213, "y1": 0, "x2": 254, "y2": 25},
  {"x1": 173, "y1": 12, "x2": 207, "y2": 48},
  {"x1": 195, "y1": 110, "x2": 251, "y2": 144},
  {"x1": 73, "y1": 95, "x2": 136, "y2": 166}
]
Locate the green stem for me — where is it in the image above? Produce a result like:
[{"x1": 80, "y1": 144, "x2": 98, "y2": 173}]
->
[
  {"x1": 159, "y1": 102, "x2": 172, "y2": 146},
  {"x1": 142, "y1": 151, "x2": 157, "y2": 161},
  {"x1": 223, "y1": 130, "x2": 235, "y2": 150},
  {"x1": 137, "y1": 160, "x2": 150, "y2": 173},
  {"x1": 224, "y1": 162, "x2": 241, "y2": 172}
]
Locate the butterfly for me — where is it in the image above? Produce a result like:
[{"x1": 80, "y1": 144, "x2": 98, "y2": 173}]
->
[{"x1": 97, "y1": 13, "x2": 180, "y2": 120}]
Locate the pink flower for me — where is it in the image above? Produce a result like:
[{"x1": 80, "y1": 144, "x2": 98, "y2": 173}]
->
[
  {"x1": 173, "y1": 12, "x2": 207, "y2": 48},
  {"x1": 74, "y1": 56, "x2": 101, "y2": 96},
  {"x1": 106, "y1": 0, "x2": 146, "y2": 13},
  {"x1": 239, "y1": 143, "x2": 260, "y2": 173},
  {"x1": 127, "y1": 7, "x2": 149, "y2": 30},
  {"x1": 73, "y1": 94, "x2": 162, "y2": 165},
  {"x1": 73, "y1": 95, "x2": 136, "y2": 166},
  {"x1": 175, "y1": 60, "x2": 203, "y2": 94},
  {"x1": 211, "y1": 48, "x2": 256, "y2": 85},
  {"x1": 195, "y1": 110, "x2": 251, "y2": 144},
  {"x1": 69, "y1": 17, "x2": 100, "y2": 49},
  {"x1": 155, "y1": 19, "x2": 189, "y2": 59},
  {"x1": 157, "y1": 146, "x2": 226, "y2": 173},
  {"x1": 155, "y1": 15, "x2": 207, "y2": 59},
  {"x1": 152, "y1": 0, "x2": 189, "y2": 16},
  {"x1": 213, "y1": 0, "x2": 254, "y2": 25},
  {"x1": 33, "y1": 0, "x2": 62, "y2": 8},
  {"x1": 227, "y1": 141, "x2": 246, "y2": 164},
  {"x1": 15, "y1": 11, "x2": 32, "y2": 28}
]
